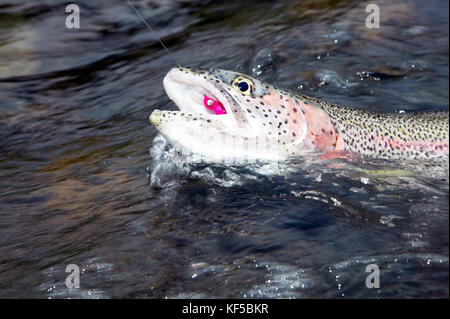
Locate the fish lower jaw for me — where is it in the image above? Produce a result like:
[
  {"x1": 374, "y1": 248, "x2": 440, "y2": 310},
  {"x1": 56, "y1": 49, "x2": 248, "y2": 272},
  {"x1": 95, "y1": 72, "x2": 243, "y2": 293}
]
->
[
  {"x1": 151, "y1": 133, "x2": 297, "y2": 163},
  {"x1": 168, "y1": 142, "x2": 286, "y2": 163}
]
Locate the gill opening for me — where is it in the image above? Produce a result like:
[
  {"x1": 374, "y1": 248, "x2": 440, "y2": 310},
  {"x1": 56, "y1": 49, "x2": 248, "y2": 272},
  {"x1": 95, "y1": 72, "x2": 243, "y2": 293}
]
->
[{"x1": 127, "y1": 0, "x2": 181, "y2": 68}]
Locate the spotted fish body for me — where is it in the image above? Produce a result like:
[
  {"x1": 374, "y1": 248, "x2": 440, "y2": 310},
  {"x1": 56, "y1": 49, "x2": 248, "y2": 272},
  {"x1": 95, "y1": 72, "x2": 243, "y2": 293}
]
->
[
  {"x1": 150, "y1": 67, "x2": 449, "y2": 162},
  {"x1": 295, "y1": 94, "x2": 449, "y2": 160}
]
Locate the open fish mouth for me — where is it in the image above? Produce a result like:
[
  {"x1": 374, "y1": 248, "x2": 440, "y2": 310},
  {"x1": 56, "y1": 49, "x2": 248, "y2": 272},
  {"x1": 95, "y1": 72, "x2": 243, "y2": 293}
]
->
[
  {"x1": 148, "y1": 67, "x2": 264, "y2": 162},
  {"x1": 153, "y1": 67, "x2": 249, "y2": 131}
]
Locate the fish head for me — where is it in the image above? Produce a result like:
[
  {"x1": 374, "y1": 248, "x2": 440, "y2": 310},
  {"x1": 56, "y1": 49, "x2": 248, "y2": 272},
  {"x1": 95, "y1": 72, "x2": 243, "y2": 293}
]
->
[{"x1": 150, "y1": 66, "x2": 311, "y2": 162}]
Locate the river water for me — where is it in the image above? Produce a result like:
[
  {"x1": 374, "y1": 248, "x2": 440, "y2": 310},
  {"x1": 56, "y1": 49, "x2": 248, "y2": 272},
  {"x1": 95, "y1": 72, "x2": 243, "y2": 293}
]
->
[{"x1": 0, "y1": 0, "x2": 448, "y2": 298}]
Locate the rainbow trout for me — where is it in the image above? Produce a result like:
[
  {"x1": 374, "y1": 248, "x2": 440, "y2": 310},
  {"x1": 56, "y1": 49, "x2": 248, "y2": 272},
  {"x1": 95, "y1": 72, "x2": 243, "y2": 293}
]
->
[{"x1": 150, "y1": 67, "x2": 449, "y2": 163}]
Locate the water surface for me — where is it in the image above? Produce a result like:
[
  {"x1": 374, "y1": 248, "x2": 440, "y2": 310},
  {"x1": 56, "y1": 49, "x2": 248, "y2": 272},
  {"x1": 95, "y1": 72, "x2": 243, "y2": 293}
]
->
[{"x1": 0, "y1": 0, "x2": 448, "y2": 298}]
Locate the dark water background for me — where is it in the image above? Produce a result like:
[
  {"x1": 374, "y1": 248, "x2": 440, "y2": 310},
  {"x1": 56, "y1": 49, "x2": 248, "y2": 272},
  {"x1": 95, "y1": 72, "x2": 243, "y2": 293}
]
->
[{"x1": 0, "y1": 0, "x2": 448, "y2": 298}]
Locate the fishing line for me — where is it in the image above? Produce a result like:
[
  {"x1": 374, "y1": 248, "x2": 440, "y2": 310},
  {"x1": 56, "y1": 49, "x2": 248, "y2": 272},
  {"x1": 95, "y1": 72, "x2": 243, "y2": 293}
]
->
[{"x1": 127, "y1": 0, "x2": 181, "y2": 67}]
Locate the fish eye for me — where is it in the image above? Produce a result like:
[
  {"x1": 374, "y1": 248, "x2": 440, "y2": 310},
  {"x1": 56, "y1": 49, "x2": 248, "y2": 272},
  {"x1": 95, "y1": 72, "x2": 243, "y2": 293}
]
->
[
  {"x1": 237, "y1": 81, "x2": 249, "y2": 92},
  {"x1": 232, "y1": 77, "x2": 253, "y2": 95}
]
